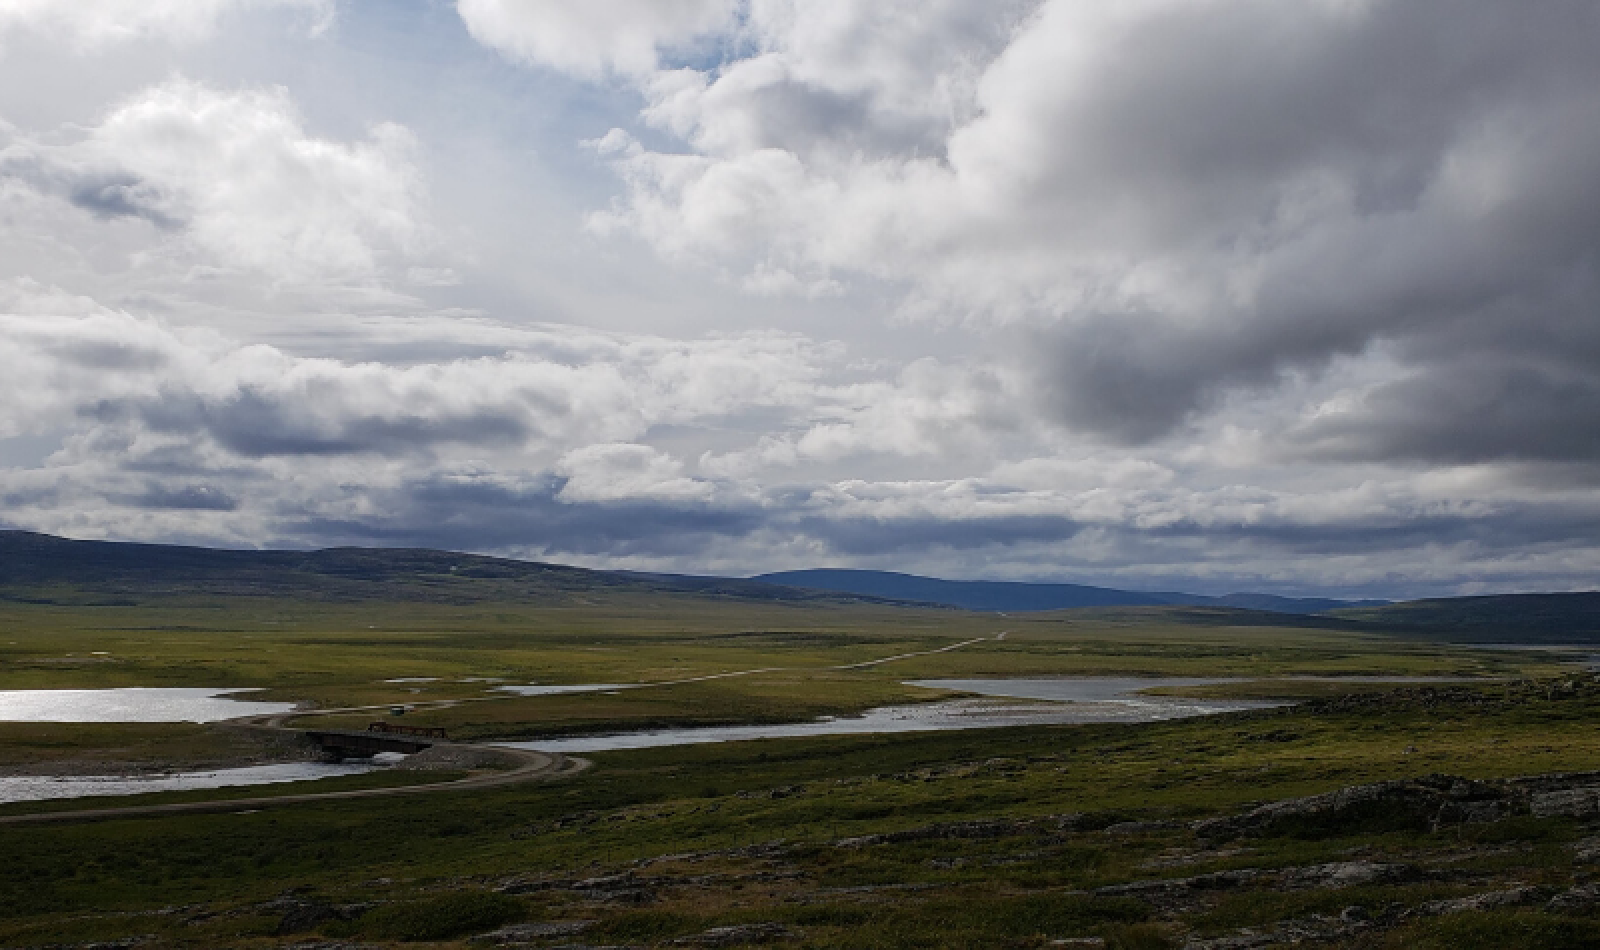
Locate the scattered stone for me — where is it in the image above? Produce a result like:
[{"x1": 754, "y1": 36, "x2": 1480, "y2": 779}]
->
[
  {"x1": 1410, "y1": 887, "x2": 1541, "y2": 917},
  {"x1": 1182, "y1": 935, "x2": 1274, "y2": 950},
  {"x1": 1183, "y1": 908, "x2": 1375, "y2": 949},
  {"x1": 1194, "y1": 775, "x2": 1514, "y2": 840},
  {"x1": 270, "y1": 899, "x2": 371, "y2": 935},
  {"x1": 1549, "y1": 885, "x2": 1600, "y2": 911},
  {"x1": 1530, "y1": 787, "x2": 1600, "y2": 819},
  {"x1": 670, "y1": 923, "x2": 799, "y2": 945},
  {"x1": 570, "y1": 873, "x2": 657, "y2": 905},
  {"x1": 1102, "y1": 820, "x2": 1177, "y2": 834},
  {"x1": 1572, "y1": 837, "x2": 1600, "y2": 863},
  {"x1": 740, "y1": 785, "x2": 805, "y2": 800},
  {"x1": 1281, "y1": 861, "x2": 1411, "y2": 889},
  {"x1": 1094, "y1": 869, "x2": 1262, "y2": 898},
  {"x1": 470, "y1": 921, "x2": 597, "y2": 945}
]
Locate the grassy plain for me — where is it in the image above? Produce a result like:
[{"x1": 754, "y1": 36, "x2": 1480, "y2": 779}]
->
[
  {"x1": 2, "y1": 592, "x2": 1598, "y2": 948},
  {"x1": 0, "y1": 597, "x2": 1564, "y2": 753},
  {"x1": 3, "y1": 678, "x2": 1600, "y2": 947}
]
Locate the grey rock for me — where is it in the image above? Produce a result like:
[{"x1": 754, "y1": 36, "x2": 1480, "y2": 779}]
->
[
  {"x1": 671, "y1": 923, "x2": 799, "y2": 945},
  {"x1": 1549, "y1": 884, "x2": 1600, "y2": 911},
  {"x1": 1530, "y1": 787, "x2": 1600, "y2": 819},
  {"x1": 470, "y1": 921, "x2": 597, "y2": 945},
  {"x1": 1102, "y1": 820, "x2": 1177, "y2": 834},
  {"x1": 1412, "y1": 887, "x2": 1540, "y2": 917},
  {"x1": 1095, "y1": 869, "x2": 1262, "y2": 898},
  {"x1": 1281, "y1": 861, "x2": 1410, "y2": 888},
  {"x1": 1194, "y1": 775, "x2": 1513, "y2": 840}
]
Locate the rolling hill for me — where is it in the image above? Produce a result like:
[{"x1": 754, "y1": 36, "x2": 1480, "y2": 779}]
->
[
  {"x1": 0, "y1": 531, "x2": 877, "y2": 608},
  {"x1": 753, "y1": 568, "x2": 1386, "y2": 615},
  {"x1": 1333, "y1": 593, "x2": 1600, "y2": 643}
]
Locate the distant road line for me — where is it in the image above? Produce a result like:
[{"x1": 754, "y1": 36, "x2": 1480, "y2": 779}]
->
[{"x1": 832, "y1": 636, "x2": 997, "y2": 670}]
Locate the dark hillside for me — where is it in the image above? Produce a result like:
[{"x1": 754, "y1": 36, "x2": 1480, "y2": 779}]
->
[
  {"x1": 0, "y1": 531, "x2": 878, "y2": 608},
  {"x1": 754, "y1": 568, "x2": 1384, "y2": 614},
  {"x1": 1334, "y1": 592, "x2": 1600, "y2": 643},
  {"x1": 753, "y1": 568, "x2": 1184, "y2": 611}
]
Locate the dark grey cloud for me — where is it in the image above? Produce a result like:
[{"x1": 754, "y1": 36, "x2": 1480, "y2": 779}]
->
[
  {"x1": 117, "y1": 388, "x2": 533, "y2": 458},
  {"x1": 66, "y1": 173, "x2": 182, "y2": 229},
  {"x1": 1018, "y1": 0, "x2": 1600, "y2": 452},
  {"x1": 1289, "y1": 359, "x2": 1600, "y2": 466},
  {"x1": 290, "y1": 475, "x2": 765, "y2": 556},
  {"x1": 0, "y1": 149, "x2": 183, "y2": 230}
]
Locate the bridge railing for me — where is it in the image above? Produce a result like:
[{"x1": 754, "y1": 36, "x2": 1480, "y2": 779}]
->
[{"x1": 367, "y1": 721, "x2": 448, "y2": 739}]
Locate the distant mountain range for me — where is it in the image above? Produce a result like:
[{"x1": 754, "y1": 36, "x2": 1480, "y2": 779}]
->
[
  {"x1": 2, "y1": 531, "x2": 1597, "y2": 641},
  {"x1": 0, "y1": 530, "x2": 867, "y2": 609},
  {"x1": 753, "y1": 569, "x2": 1388, "y2": 615}
]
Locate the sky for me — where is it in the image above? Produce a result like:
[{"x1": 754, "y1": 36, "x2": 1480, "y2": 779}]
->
[{"x1": 0, "y1": 0, "x2": 1597, "y2": 599}]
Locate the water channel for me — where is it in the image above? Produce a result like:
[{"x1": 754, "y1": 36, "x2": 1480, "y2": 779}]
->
[
  {"x1": 0, "y1": 762, "x2": 384, "y2": 805},
  {"x1": 500, "y1": 676, "x2": 1278, "y2": 754},
  {"x1": 0, "y1": 675, "x2": 1481, "y2": 802}
]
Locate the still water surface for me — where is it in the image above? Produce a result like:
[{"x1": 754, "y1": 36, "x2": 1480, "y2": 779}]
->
[
  {"x1": 0, "y1": 762, "x2": 380, "y2": 804},
  {"x1": 0, "y1": 688, "x2": 296, "y2": 722},
  {"x1": 502, "y1": 677, "x2": 1274, "y2": 754}
]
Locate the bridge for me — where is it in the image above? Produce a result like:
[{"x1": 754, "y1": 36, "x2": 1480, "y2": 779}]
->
[{"x1": 303, "y1": 723, "x2": 447, "y2": 760}]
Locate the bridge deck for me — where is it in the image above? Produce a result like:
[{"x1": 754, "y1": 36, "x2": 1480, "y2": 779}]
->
[{"x1": 303, "y1": 729, "x2": 438, "y2": 757}]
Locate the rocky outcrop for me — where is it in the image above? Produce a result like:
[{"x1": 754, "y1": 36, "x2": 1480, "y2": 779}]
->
[
  {"x1": 469, "y1": 921, "x2": 597, "y2": 945},
  {"x1": 1409, "y1": 887, "x2": 1541, "y2": 917},
  {"x1": 671, "y1": 923, "x2": 799, "y2": 946},
  {"x1": 1194, "y1": 774, "x2": 1515, "y2": 840}
]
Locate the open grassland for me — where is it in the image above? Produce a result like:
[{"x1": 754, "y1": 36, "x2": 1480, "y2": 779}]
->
[
  {"x1": 0, "y1": 598, "x2": 1574, "y2": 761},
  {"x1": 4, "y1": 676, "x2": 1600, "y2": 947},
  {"x1": 0, "y1": 597, "x2": 1568, "y2": 759}
]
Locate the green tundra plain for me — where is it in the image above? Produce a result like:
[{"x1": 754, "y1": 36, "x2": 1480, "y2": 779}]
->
[{"x1": 4, "y1": 577, "x2": 1600, "y2": 949}]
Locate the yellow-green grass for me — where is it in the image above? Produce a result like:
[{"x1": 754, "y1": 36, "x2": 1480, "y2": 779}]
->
[
  {"x1": 3, "y1": 677, "x2": 1600, "y2": 947},
  {"x1": 0, "y1": 598, "x2": 1571, "y2": 759}
]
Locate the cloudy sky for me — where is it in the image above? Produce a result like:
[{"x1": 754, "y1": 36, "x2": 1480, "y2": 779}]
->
[{"x1": 1, "y1": 0, "x2": 1597, "y2": 598}]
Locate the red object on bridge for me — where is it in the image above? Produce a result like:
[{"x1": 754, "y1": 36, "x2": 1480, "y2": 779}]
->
[{"x1": 367, "y1": 721, "x2": 448, "y2": 739}]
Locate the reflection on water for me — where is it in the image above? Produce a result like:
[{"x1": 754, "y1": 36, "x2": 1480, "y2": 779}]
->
[
  {"x1": 0, "y1": 688, "x2": 296, "y2": 723},
  {"x1": 0, "y1": 761, "x2": 380, "y2": 804},
  {"x1": 501, "y1": 677, "x2": 1278, "y2": 754},
  {"x1": 908, "y1": 676, "x2": 1240, "y2": 703}
]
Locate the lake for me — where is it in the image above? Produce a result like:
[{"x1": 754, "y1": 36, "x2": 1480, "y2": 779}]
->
[{"x1": 0, "y1": 688, "x2": 297, "y2": 723}]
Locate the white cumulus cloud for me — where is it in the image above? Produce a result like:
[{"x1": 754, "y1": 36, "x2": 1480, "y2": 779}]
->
[{"x1": 1, "y1": 78, "x2": 428, "y2": 287}]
